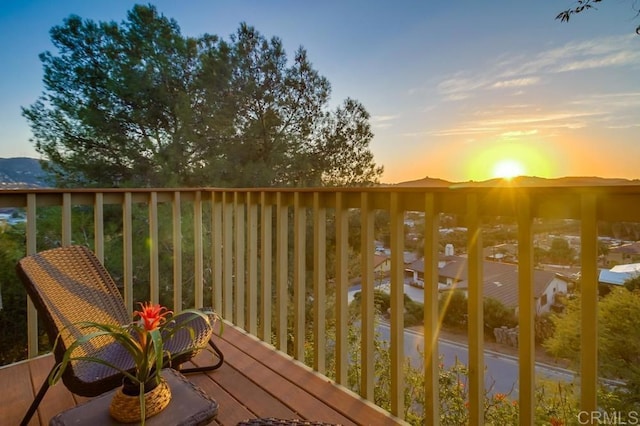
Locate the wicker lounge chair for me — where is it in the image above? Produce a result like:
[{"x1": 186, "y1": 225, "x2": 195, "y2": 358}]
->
[{"x1": 16, "y1": 245, "x2": 223, "y2": 426}]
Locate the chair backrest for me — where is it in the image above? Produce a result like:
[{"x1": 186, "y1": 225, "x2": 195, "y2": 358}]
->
[{"x1": 16, "y1": 245, "x2": 130, "y2": 366}]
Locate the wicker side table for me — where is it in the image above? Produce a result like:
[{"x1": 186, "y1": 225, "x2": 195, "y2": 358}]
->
[{"x1": 50, "y1": 369, "x2": 218, "y2": 426}]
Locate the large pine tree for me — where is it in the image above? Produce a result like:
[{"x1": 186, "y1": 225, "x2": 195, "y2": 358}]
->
[{"x1": 24, "y1": 5, "x2": 383, "y2": 188}]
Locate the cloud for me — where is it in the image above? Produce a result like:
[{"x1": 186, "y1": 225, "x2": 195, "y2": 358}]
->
[
  {"x1": 436, "y1": 74, "x2": 489, "y2": 101},
  {"x1": 371, "y1": 114, "x2": 398, "y2": 122},
  {"x1": 426, "y1": 35, "x2": 639, "y2": 141},
  {"x1": 500, "y1": 129, "x2": 539, "y2": 138},
  {"x1": 478, "y1": 111, "x2": 600, "y2": 127},
  {"x1": 430, "y1": 111, "x2": 601, "y2": 138},
  {"x1": 370, "y1": 114, "x2": 399, "y2": 129},
  {"x1": 566, "y1": 92, "x2": 640, "y2": 129},
  {"x1": 570, "y1": 92, "x2": 640, "y2": 109},
  {"x1": 556, "y1": 51, "x2": 640, "y2": 72},
  {"x1": 427, "y1": 126, "x2": 503, "y2": 137},
  {"x1": 499, "y1": 35, "x2": 640, "y2": 77},
  {"x1": 401, "y1": 131, "x2": 430, "y2": 138},
  {"x1": 491, "y1": 77, "x2": 540, "y2": 89},
  {"x1": 606, "y1": 123, "x2": 640, "y2": 129},
  {"x1": 443, "y1": 93, "x2": 472, "y2": 101},
  {"x1": 435, "y1": 35, "x2": 639, "y2": 102}
]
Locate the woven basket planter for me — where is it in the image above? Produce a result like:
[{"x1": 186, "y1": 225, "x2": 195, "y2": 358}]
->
[{"x1": 109, "y1": 378, "x2": 171, "y2": 423}]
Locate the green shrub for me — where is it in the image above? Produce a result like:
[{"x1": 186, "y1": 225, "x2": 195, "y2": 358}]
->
[
  {"x1": 439, "y1": 290, "x2": 467, "y2": 328},
  {"x1": 374, "y1": 290, "x2": 391, "y2": 314},
  {"x1": 404, "y1": 298, "x2": 424, "y2": 327},
  {"x1": 535, "y1": 312, "x2": 555, "y2": 345},
  {"x1": 483, "y1": 297, "x2": 517, "y2": 335}
]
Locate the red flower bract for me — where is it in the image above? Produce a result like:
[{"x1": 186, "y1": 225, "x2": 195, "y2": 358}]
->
[{"x1": 134, "y1": 302, "x2": 172, "y2": 331}]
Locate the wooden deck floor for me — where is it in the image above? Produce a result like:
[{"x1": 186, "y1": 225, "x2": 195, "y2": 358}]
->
[{"x1": 0, "y1": 324, "x2": 405, "y2": 425}]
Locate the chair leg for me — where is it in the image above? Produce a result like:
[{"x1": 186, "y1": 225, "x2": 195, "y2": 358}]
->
[
  {"x1": 21, "y1": 376, "x2": 51, "y2": 426},
  {"x1": 180, "y1": 339, "x2": 224, "y2": 374}
]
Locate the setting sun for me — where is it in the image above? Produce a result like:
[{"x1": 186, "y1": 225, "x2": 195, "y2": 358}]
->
[
  {"x1": 492, "y1": 159, "x2": 525, "y2": 180},
  {"x1": 462, "y1": 141, "x2": 557, "y2": 182}
]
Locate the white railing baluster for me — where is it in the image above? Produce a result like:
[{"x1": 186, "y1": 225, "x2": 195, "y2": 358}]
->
[
  {"x1": 275, "y1": 192, "x2": 289, "y2": 352},
  {"x1": 423, "y1": 193, "x2": 440, "y2": 425},
  {"x1": 194, "y1": 191, "x2": 204, "y2": 309},
  {"x1": 389, "y1": 191, "x2": 405, "y2": 419},
  {"x1": 123, "y1": 192, "x2": 134, "y2": 315},
  {"x1": 313, "y1": 192, "x2": 327, "y2": 374},
  {"x1": 581, "y1": 193, "x2": 599, "y2": 413},
  {"x1": 211, "y1": 192, "x2": 223, "y2": 314},
  {"x1": 173, "y1": 191, "x2": 183, "y2": 312},
  {"x1": 293, "y1": 192, "x2": 306, "y2": 361},
  {"x1": 222, "y1": 192, "x2": 233, "y2": 320},
  {"x1": 62, "y1": 193, "x2": 71, "y2": 246},
  {"x1": 467, "y1": 193, "x2": 484, "y2": 426},
  {"x1": 94, "y1": 193, "x2": 104, "y2": 262},
  {"x1": 517, "y1": 192, "x2": 535, "y2": 425},
  {"x1": 234, "y1": 192, "x2": 245, "y2": 328},
  {"x1": 247, "y1": 192, "x2": 259, "y2": 335},
  {"x1": 260, "y1": 192, "x2": 273, "y2": 343},
  {"x1": 149, "y1": 191, "x2": 159, "y2": 304},
  {"x1": 360, "y1": 191, "x2": 375, "y2": 400},
  {"x1": 26, "y1": 193, "x2": 38, "y2": 358},
  {"x1": 335, "y1": 191, "x2": 349, "y2": 385}
]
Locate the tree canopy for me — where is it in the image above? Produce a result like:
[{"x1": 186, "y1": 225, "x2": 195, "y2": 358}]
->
[
  {"x1": 544, "y1": 286, "x2": 640, "y2": 407},
  {"x1": 557, "y1": 0, "x2": 640, "y2": 34},
  {"x1": 23, "y1": 5, "x2": 383, "y2": 188}
]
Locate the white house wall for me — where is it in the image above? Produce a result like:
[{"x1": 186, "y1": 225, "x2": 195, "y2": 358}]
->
[{"x1": 537, "y1": 277, "x2": 568, "y2": 314}]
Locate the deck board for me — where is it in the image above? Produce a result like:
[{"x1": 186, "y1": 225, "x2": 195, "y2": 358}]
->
[
  {"x1": 0, "y1": 360, "x2": 35, "y2": 425},
  {"x1": 28, "y1": 355, "x2": 77, "y2": 425},
  {"x1": 207, "y1": 334, "x2": 352, "y2": 424},
  {"x1": 0, "y1": 323, "x2": 405, "y2": 426}
]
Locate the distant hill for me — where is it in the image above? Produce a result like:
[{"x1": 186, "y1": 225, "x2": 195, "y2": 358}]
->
[
  {"x1": 0, "y1": 157, "x2": 49, "y2": 188},
  {"x1": 385, "y1": 176, "x2": 452, "y2": 187},
  {"x1": 2, "y1": 157, "x2": 639, "y2": 190},
  {"x1": 390, "y1": 175, "x2": 640, "y2": 188}
]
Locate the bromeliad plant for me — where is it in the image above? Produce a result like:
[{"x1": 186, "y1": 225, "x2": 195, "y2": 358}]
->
[{"x1": 49, "y1": 302, "x2": 222, "y2": 422}]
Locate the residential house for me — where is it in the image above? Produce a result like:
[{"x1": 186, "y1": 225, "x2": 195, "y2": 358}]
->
[
  {"x1": 406, "y1": 255, "x2": 570, "y2": 315},
  {"x1": 483, "y1": 243, "x2": 517, "y2": 263},
  {"x1": 606, "y1": 241, "x2": 640, "y2": 265},
  {"x1": 373, "y1": 254, "x2": 391, "y2": 277},
  {"x1": 405, "y1": 251, "x2": 457, "y2": 288},
  {"x1": 598, "y1": 262, "x2": 640, "y2": 287}
]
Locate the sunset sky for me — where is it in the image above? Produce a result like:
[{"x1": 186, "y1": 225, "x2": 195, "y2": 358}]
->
[{"x1": 0, "y1": 1, "x2": 638, "y2": 183}]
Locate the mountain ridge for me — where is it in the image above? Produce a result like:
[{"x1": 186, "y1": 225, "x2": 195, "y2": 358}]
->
[
  {"x1": 1, "y1": 157, "x2": 639, "y2": 188},
  {"x1": 0, "y1": 157, "x2": 48, "y2": 188},
  {"x1": 388, "y1": 175, "x2": 640, "y2": 187}
]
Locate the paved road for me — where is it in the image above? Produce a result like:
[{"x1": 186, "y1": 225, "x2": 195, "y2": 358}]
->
[
  {"x1": 349, "y1": 282, "x2": 626, "y2": 396},
  {"x1": 375, "y1": 323, "x2": 575, "y2": 397},
  {"x1": 349, "y1": 281, "x2": 578, "y2": 395}
]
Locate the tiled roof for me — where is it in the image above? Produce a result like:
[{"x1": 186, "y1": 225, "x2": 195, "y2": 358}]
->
[
  {"x1": 412, "y1": 255, "x2": 563, "y2": 308},
  {"x1": 373, "y1": 254, "x2": 389, "y2": 269},
  {"x1": 599, "y1": 263, "x2": 640, "y2": 285},
  {"x1": 406, "y1": 254, "x2": 457, "y2": 273},
  {"x1": 610, "y1": 242, "x2": 640, "y2": 254}
]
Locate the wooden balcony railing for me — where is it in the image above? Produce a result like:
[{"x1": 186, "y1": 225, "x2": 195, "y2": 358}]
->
[{"x1": 2, "y1": 185, "x2": 639, "y2": 424}]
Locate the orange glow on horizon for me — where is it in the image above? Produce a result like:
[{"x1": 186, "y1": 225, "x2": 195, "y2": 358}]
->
[
  {"x1": 464, "y1": 140, "x2": 557, "y2": 182},
  {"x1": 382, "y1": 136, "x2": 567, "y2": 184}
]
